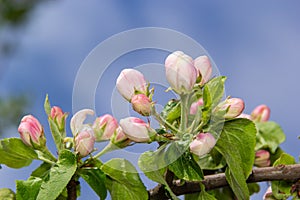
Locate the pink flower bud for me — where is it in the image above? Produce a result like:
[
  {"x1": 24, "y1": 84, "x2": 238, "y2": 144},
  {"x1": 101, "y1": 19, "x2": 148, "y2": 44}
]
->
[
  {"x1": 93, "y1": 114, "x2": 118, "y2": 141},
  {"x1": 190, "y1": 133, "x2": 216, "y2": 157},
  {"x1": 75, "y1": 127, "x2": 95, "y2": 157},
  {"x1": 237, "y1": 113, "x2": 252, "y2": 120},
  {"x1": 111, "y1": 127, "x2": 131, "y2": 148},
  {"x1": 165, "y1": 51, "x2": 197, "y2": 94},
  {"x1": 194, "y1": 55, "x2": 212, "y2": 85},
  {"x1": 119, "y1": 117, "x2": 155, "y2": 143},
  {"x1": 50, "y1": 106, "x2": 67, "y2": 130},
  {"x1": 70, "y1": 109, "x2": 95, "y2": 136},
  {"x1": 190, "y1": 98, "x2": 204, "y2": 115},
  {"x1": 254, "y1": 150, "x2": 271, "y2": 167},
  {"x1": 251, "y1": 104, "x2": 271, "y2": 122},
  {"x1": 214, "y1": 98, "x2": 245, "y2": 119},
  {"x1": 18, "y1": 115, "x2": 45, "y2": 147},
  {"x1": 131, "y1": 94, "x2": 152, "y2": 116},
  {"x1": 116, "y1": 69, "x2": 148, "y2": 101}
]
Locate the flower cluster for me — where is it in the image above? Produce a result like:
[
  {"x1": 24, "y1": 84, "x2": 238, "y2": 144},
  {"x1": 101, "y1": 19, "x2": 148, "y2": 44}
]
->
[{"x1": 6, "y1": 50, "x2": 288, "y2": 200}]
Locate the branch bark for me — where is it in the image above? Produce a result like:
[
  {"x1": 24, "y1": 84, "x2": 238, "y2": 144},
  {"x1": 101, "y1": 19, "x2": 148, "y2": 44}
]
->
[{"x1": 148, "y1": 164, "x2": 300, "y2": 199}]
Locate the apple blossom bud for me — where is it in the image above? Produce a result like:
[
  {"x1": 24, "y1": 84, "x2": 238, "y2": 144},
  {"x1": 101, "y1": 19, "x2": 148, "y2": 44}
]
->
[
  {"x1": 131, "y1": 94, "x2": 152, "y2": 116},
  {"x1": 18, "y1": 115, "x2": 46, "y2": 148},
  {"x1": 194, "y1": 55, "x2": 212, "y2": 85},
  {"x1": 116, "y1": 69, "x2": 148, "y2": 101},
  {"x1": 190, "y1": 98, "x2": 204, "y2": 115},
  {"x1": 254, "y1": 150, "x2": 271, "y2": 167},
  {"x1": 70, "y1": 109, "x2": 95, "y2": 136},
  {"x1": 263, "y1": 186, "x2": 275, "y2": 200},
  {"x1": 237, "y1": 113, "x2": 252, "y2": 120},
  {"x1": 165, "y1": 51, "x2": 197, "y2": 94},
  {"x1": 214, "y1": 98, "x2": 245, "y2": 119},
  {"x1": 251, "y1": 104, "x2": 271, "y2": 122},
  {"x1": 75, "y1": 127, "x2": 95, "y2": 157},
  {"x1": 50, "y1": 106, "x2": 67, "y2": 131},
  {"x1": 93, "y1": 114, "x2": 118, "y2": 141},
  {"x1": 111, "y1": 127, "x2": 131, "y2": 148},
  {"x1": 119, "y1": 117, "x2": 155, "y2": 143},
  {"x1": 190, "y1": 133, "x2": 216, "y2": 157}
]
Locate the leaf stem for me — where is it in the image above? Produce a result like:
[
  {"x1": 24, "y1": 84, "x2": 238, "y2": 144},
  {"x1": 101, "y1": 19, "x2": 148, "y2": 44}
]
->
[{"x1": 151, "y1": 108, "x2": 179, "y2": 133}]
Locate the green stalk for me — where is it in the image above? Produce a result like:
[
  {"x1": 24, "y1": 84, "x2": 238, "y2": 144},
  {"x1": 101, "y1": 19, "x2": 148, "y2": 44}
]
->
[
  {"x1": 93, "y1": 142, "x2": 119, "y2": 159},
  {"x1": 151, "y1": 107, "x2": 179, "y2": 133},
  {"x1": 179, "y1": 94, "x2": 189, "y2": 136}
]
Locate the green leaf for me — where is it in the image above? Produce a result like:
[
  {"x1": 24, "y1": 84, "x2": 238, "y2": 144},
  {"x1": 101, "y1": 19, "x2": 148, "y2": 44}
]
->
[
  {"x1": 203, "y1": 76, "x2": 226, "y2": 107},
  {"x1": 256, "y1": 121, "x2": 285, "y2": 153},
  {"x1": 101, "y1": 158, "x2": 148, "y2": 200},
  {"x1": 44, "y1": 94, "x2": 51, "y2": 116},
  {"x1": 79, "y1": 160, "x2": 107, "y2": 200},
  {"x1": 48, "y1": 118, "x2": 64, "y2": 152},
  {"x1": 0, "y1": 188, "x2": 16, "y2": 200},
  {"x1": 31, "y1": 162, "x2": 52, "y2": 179},
  {"x1": 167, "y1": 140, "x2": 203, "y2": 181},
  {"x1": 16, "y1": 177, "x2": 43, "y2": 200},
  {"x1": 215, "y1": 118, "x2": 257, "y2": 200},
  {"x1": 138, "y1": 145, "x2": 179, "y2": 200},
  {"x1": 0, "y1": 138, "x2": 38, "y2": 168},
  {"x1": 37, "y1": 150, "x2": 77, "y2": 200},
  {"x1": 160, "y1": 99, "x2": 181, "y2": 123},
  {"x1": 185, "y1": 184, "x2": 216, "y2": 200},
  {"x1": 201, "y1": 76, "x2": 226, "y2": 128},
  {"x1": 271, "y1": 153, "x2": 295, "y2": 199}
]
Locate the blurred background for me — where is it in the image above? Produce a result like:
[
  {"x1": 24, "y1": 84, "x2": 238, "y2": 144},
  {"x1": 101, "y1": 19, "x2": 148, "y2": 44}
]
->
[{"x1": 0, "y1": 0, "x2": 300, "y2": 199}]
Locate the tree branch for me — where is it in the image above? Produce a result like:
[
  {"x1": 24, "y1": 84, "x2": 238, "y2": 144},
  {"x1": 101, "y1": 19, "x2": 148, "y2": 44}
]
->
[{"x1": 148, "y1": 164, "x2": 300, "y2": 199}]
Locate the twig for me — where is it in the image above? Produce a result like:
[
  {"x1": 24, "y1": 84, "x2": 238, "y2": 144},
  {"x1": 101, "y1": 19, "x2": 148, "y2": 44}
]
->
[{"x1": 149, "y1": 164, "x2": 300, "y2": 199}]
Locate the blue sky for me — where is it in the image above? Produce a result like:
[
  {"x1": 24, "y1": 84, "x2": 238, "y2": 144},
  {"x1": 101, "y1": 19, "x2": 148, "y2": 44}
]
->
[{"x1": 1, "y1": 1, "x2": 300, "y2": 199}]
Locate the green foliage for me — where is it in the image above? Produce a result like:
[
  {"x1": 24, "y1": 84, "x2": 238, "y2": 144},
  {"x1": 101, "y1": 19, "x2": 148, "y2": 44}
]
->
[
  {"x1": 271, "y1": 153, "x2": 296, "y2": 199},
  {"x1": 16, "y1": 177, "x2": 43, "y2": 200},
  {"x1": 79, "y1": 160, "x2": 107, "y2": 200},
  {"x1": 138, "y1": 145, "x2": 179, "y2": 200},
  {"x1": 101, "y1": 158, "x2": 148, "y2": 200},
  {"x1": 36, "y1": 150, "x2": 77, "y2": 200},
  {"x1": 0, "y1": 188, "x2": 15, "y2": 200},
  {"x1": 215, "y1": 118, "x2": 257, "y2": 200},
  {"x1": 167, "y1": 138, "x2": 204, "y2": 181},
  {"x1": 256, "y1": 121, "x2": 286, "y2": 153},
  {"x1": 0, "y1": 138, "x2": 37, "y2": 168}
]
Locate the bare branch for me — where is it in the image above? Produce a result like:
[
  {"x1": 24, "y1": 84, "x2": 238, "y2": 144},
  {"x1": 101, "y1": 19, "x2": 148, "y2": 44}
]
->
[{"x1": 149, "y1": 164, "x2": 300, "y2": 199}]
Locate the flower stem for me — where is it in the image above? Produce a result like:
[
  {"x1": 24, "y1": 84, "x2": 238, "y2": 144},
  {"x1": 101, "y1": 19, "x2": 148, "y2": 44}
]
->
[
  {"x1": 151, "y1": 108, "x2": 179, "y2": 133},
  {"x1": 93, "y1": 142, "x2": 119, "y2": 159},
  {"x1": 179, "y1": 94, "x2": 190, "y2": 136}
]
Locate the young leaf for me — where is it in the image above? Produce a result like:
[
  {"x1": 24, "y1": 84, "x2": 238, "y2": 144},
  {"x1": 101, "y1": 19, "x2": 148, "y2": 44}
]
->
[
  {"x1": 256, "y1": 121, "x2": 285, "y2": 153},
  {"x1": 215, "y1": 118, "x2": 257, "y2": 200},
  {"x1": 160, "y1": 99, "x2": 181, "y2": 123},
  {"x1": 79, "y1": 166, "x2": 107, "y2": 200},
  {"x1": 36, "y1": 150, "x2": 77, "y2": 200},
  {"x1": 0, "y1": 138, "x2": 38, "y2": 168},
  {"x1": 31, "y1": 162, "x2": 52, "y2": 179},
  {"x1": 44, "y1": 94, "x2": 51, "y2": 116},
  {"x1": 138, "y1": 144, "x2": 179, "y2": 200},
  {"x1": 101, "y1": 158, "x2": 148, "y2": 200},
  {"x1": 203, "y1": 76, "x2": 226, "y2": 107},
  {"x1": 0, "y1": 188, "x2": 15, "y2": 200},
  {"x1": 16, "y1": 177, "x2": 43, "y2": 200},
  {"x1": 167, "y1": 141, "x2": 204, "y2": 181},
  {"x1": 48, "y1": 118, "x2": 64, "y2": 152}
]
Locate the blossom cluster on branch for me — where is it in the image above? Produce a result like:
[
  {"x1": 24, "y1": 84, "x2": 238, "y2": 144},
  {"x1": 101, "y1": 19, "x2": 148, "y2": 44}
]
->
[{"x1": 0, "y1": 51, "x2": 297, "y2": 200}]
